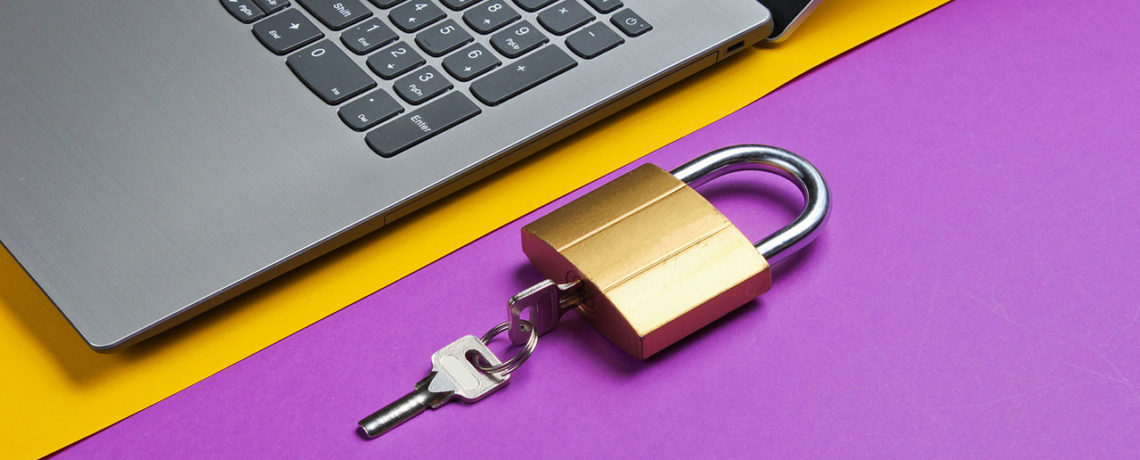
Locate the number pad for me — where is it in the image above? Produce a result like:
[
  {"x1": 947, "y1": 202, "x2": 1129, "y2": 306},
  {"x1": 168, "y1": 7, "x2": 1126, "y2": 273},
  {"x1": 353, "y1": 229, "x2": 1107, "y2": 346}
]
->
[
  {"x1": 443, "y1": 44, "x2": 501, "y2": 81},
  {"x1": 367, "y1": 41, "x2": 426, "y2": 79},
  {"x1": 393, "y1": 66, "x2": 453, "y2": 104},
  {"x1": 341, "y1": 18, "x2": 399, "y2": 54},
  {"x1": 490, "y1": 21, "x2": 548, "y2": 58},
  {"x1": 537, "y1": 0, "x2": 594, "y2": 35},
  {"x1": 389, "y1": 1, "x2": 447, "y2": 32},
  {"x1": 462, "y1": 0, "x2": 521, "y2": 34},
  {"x1": 565, "y1": 22, "x2": 622, "y2": 58},
  {"x1": 415, "y1": 19, "x2": 475, "y2": 56}
]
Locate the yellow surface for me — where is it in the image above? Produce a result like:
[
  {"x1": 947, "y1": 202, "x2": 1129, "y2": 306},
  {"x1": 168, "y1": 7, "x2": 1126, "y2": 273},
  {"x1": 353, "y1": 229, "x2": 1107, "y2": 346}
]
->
[{"x1": 0, "y1": 1, "x2": 948, "y2": 457}]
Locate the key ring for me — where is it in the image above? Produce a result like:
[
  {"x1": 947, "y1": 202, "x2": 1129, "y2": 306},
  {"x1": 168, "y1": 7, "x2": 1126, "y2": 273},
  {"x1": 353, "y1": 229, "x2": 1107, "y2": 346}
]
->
[{"x1": 476, "y1": 320, "x2": 537, "y2": 376}]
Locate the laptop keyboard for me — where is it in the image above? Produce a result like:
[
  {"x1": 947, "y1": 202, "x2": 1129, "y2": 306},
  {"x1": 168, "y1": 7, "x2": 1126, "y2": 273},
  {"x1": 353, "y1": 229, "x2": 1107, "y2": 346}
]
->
[{"x1": 223, "y1": 0, "x2": 651, "y2": 157}]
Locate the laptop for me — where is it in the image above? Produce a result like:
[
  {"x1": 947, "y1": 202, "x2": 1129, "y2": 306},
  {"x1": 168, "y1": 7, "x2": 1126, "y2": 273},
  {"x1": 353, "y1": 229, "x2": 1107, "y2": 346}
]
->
[{"x1": 0, "y1": 0, "x2": 819, "y2": 351}]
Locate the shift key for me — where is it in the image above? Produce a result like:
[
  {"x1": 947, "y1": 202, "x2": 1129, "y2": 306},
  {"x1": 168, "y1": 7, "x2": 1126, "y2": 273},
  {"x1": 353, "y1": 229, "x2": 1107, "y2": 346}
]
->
[{"x1": 366, "y1": 92, "x2": 481, "y2": 157}]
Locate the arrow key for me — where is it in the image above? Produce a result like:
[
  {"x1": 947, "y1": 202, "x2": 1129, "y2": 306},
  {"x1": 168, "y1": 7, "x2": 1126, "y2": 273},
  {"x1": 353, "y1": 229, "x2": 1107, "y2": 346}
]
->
[
  {"x1": 367, "y1": 41, "x2": 426, "y2": 79},
  {"x1": 341, "y1": 18, "x2": 398, "y2": 55},
  {"x1": 252, "y1": 8, "x2": 324, "y2": 55},
  {"x1": 462, "y1": 0, "x2": 521, "y2": 34},
  {"x1": 443, "y1": 44, "x2": 501, "y2": 81}
]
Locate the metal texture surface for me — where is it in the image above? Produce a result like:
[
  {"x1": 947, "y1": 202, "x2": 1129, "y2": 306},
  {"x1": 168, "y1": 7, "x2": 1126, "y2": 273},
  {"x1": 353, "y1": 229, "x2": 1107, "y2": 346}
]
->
[
  {"x1": 0, "y1": 0, "x2": 772, "y2": 349},
  {"x1": 507, "y1": 279, "x2": 582, "y2": 345},
  {"x1": 520, "y1": 163, "x2": 773, "y2": 359},
  {"x1": 672, "y1": 145, "x2": 830, "y2": 264}
]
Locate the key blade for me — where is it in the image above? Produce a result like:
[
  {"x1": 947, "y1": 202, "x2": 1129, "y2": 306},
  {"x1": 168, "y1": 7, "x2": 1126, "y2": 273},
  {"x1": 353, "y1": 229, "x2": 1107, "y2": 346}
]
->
[{"x1": 429, "y1": 335, "x2": 509, "y2": 402}]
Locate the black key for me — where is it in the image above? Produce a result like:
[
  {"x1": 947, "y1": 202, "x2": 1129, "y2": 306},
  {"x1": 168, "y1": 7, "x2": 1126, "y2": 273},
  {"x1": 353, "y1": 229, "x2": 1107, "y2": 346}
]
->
[
  {"x1": 366, "y1": 92, "x2": 481, "y2": 157},
  {"x1": 462, "y1": 0, "x2": 520, "y2": 34},
  {"x1": 565, "y1": 22, "x2": 622, "y2": 58},
  {"x1": 338, "y1": 90, "x2": 404, "y2": 131},
  {"x1": 393, "y1": 66, "x2": 453, "y2": 104},
  {"x1": 537, "y1": 0, "x2": 594, "y2": 35},
  {"x1": 490, "y1": 21, "x2": 547, "y2": 58},
  {"x1": 513, "y1": 0, "x2": 555, "y2": 12},
  {"x1": 442, "y1": 44, "x2": 501, "y2": 81},
  {"x1": 470, "y1": 45, "x2": 576, "y2": 105},
  {"x1": 287, "y1": 40, "x2": 377, "y2": 104},
  {"x1": 611, "y1": 9, "x2": 651, "y2": 37},
  {"x1": 341, "y1": 18, "x2": 399, "y2": 54},
  {"x1": 220, "y1": 0, "x2": 265, "y2": 23},
  {"x1": 370, "y1": 0, "x2": 406, "y2": 7},
  {"x1": 389, "y1": 1, "x2": 447, "y2": 32},
  {"x1": 440, "y1": 0, "x2": 480, "y2": 9},
  {"x1": 415, "y1": 20, "x2": 474, "y2": 57},
  {"x1": 253, "y1": 0, "x2": 290, "y2": 13},
  {"x1": 252, "y1": 9, "x2": 324, "y2": 55},
  {"x1": 297, "y1": 0, "x2": 372, "y2": 30},
  {"x1": 583, "y1": 0, "x2": 620, "y2": 13},
  {"x1": 366, "y1": 41, "x2": 426, "y2": 79}
]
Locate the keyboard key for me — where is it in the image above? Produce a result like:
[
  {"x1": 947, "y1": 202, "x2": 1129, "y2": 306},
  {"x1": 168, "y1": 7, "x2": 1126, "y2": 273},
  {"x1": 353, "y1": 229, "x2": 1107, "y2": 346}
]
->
[
  {"x1": 389, "y1": 1, "x2": 447, "y2": 32},
  {"x1": 393, "y1": 66, "x2": 453, "y2": 104},
  {"x1": 440, "y1": 0, "x2": 480, "y2": 9},
  {"x1": 220, "y1": 0, "x2": 265, "y2": 23},
  {"x1": 252, "y1": 9, "x2": 324, "y2": 55},
  {"x1": 341, "y1": 18, "x2": 398, "y2": 54},
  {"x1": 537, "y1": 0, "x2": 594, "y2": 35},
  {"x1": 338, "y1": 90, "x2": 404, "y2": 131},
  {"x1": 442, "y1": 44, "x2": 501, "y2": 81},
  {"x1": 463, "y1": 0, "x2": 520, "y2": 34},
  {"x1": 583, "y1": 0, "x2": 620, "y2": 13},
  {"x1": 490, "y1": 21, "x2": 547, "y2": 58},
  {"x1": 611, "y1": 9, "x2": 651, "y2": 37},
  {"x1": 287, "y1": 40, "x2": 377, "y2": 104},
  {"x1": 297, "y1": 0, "x2": 372, "y2": 30},
  {"x1": 565, "y1": 22, "x2": 622, "y2": 58},
  {"x1": 415, "y1": 20, "x2": 474, "y2": 57},
  {"x1": 470, "y1": 45, "x2": 576, "y2": 105},
  {"x1": 513, "y1": 0, "x2": 555, "y2": 12},
  {"x1": 366, "y1": 92, "x2": 481, "y2": 157},
  {"x1": 367, "y1": 41, "x2": 426, "y2": 79},
  {"x1": 253, "y1": 0, "x2": 291, "y2": 13},
  {"x1": 370, "y1": 0, "x2": 406, "y2": 7}
]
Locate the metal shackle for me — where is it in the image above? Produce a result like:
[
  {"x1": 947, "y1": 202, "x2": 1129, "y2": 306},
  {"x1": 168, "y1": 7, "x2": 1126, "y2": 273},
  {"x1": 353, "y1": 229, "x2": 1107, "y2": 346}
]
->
[{"x1": 670, "y1": 145, "x2": 830, "y2": 265}]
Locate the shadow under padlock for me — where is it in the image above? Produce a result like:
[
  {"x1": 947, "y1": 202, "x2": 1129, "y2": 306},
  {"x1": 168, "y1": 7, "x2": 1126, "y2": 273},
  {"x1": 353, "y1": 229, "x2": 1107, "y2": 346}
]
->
[{"x1": 510, "y1": 144, "x2": 831, "y2": 360}]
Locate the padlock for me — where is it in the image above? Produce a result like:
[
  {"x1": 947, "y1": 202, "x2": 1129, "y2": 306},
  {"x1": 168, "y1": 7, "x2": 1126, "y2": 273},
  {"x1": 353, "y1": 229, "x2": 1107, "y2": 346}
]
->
[{"x1": 521, "y1": 145, "x2": 830, "y2": 359}]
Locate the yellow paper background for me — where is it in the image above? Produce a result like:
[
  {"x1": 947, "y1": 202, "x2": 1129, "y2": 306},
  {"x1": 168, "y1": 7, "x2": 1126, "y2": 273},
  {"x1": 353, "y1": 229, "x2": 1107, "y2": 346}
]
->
[{"x1": 0, "y1": 1, "x2": 948, "y2": 457}]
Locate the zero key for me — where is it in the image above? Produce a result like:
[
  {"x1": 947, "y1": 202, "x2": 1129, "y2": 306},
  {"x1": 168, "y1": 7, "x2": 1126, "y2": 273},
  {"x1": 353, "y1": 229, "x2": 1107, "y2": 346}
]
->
[{"x1": 287, "y1": 40, "x2": 377, "y2": 104}]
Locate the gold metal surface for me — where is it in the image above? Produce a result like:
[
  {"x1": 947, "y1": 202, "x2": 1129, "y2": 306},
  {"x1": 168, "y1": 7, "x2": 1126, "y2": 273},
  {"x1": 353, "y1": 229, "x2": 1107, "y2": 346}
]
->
[{"x1": 522, "y1": 164, "x2": 770, "y2": 359}]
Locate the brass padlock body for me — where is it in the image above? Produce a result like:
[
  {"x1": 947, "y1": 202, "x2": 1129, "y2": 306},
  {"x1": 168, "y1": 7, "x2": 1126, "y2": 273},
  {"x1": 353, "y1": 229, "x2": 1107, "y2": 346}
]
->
[{"x1": 522, "y1": 164, "x2": 771, "y2": 359}]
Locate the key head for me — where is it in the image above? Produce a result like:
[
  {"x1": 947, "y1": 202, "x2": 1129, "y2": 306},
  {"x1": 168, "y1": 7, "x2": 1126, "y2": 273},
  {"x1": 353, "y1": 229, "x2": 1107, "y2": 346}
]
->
[{"x1": 426, "y1": 335, "x2": 509, "y2": 405}]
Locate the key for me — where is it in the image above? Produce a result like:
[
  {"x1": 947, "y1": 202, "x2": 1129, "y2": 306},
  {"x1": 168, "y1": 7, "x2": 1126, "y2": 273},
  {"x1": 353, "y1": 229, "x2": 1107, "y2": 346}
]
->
[
  {"x1": 389, "y1": 1, "x2": 447, "y2": 32},
  {"x1": 365, "y1": 92, "x2": 481, "y2": 157},
  {"x1": 393, "y1": 66, "x2": 453, "y2": 104},
  {"x1": 370, "y1": 0, "x2": 406, "y2": 7},
  {"x1": 415, "y1": 20, "x2": 474, "y2": 57},
  {"x1": 462, "y1": 0, "x2": 520, "y2": 34},
  {"x1": 358, "y1": 335, "x2": 509, "y2": 438},
  {"x1": 440, "y1": 0, "x2": 480, "y2": 10},
  {"x1": 583, "y1": 0, "x2": 620, "y2": 13},
  {"x1": 513, "y1": 0, "x2": 555, "y2": 12},
  {"x1": 507, "y1": 280, "x2": 583, "y2": 345},
  {"x1": 611, "y1": 8, "x2": 651, "y2": 37},
  {"x1": 253, "y1": 0, "x2": 290, "y2": 14},
  {"x1": 537, "y1": 0, "x2": 594, "y2": 35},
  {"x1": 220, "y1": 0, "x2": 265, "y2": 23},
  {"x1": 338, "y1": 89, "x2": 404, "y2": 131},
  {"x1": 341, "y1": 18, "x2": 398, "y2": 55},
  {"x1": 470, "y1": 45, "x2": 576, "y2": 105},
  {"x1": 252, "y1": 8, "x2": 324, "y2": 55},
  {"x1": 565, "y1": 22, "x2": 623, "y2": 59},
  {"x1": 442, "y1": 43, "x2": 501, "y2": 81},
  {"x1": 297, "y1": 0, "x2": 372, "y2": 30},
  {"x1": 367, "y1": 41, "x2": 426, "y2": 79},
  {"x1": 490, "y1": 20, "x2": 548, "y2": 58},
  {"x1": 287, "y1": 40, "x2": 377, "y2": 104}
]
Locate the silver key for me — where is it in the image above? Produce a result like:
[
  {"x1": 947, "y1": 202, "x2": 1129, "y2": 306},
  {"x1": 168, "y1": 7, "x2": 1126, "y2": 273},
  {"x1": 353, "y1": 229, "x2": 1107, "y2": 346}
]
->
[
  {"x1": 508, "y1": 279, "x2": 583, "y2": 345},
  {"x1": 358, "y1": 335, "x2": 508, "y2": 438}
]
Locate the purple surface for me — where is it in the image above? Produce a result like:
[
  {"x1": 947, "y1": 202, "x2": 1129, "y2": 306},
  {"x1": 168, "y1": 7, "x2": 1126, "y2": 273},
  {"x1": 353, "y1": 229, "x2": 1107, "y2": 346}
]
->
[{"x1": 63, "y1": 0, "x2": 1140, "y2": 458}]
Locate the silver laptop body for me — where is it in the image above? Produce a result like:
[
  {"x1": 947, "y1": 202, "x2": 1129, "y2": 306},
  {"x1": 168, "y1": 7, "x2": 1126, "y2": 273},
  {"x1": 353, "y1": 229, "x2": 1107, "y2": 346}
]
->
[{"x1": 0, "y1": 0, "x2": 786, "y2": 350}]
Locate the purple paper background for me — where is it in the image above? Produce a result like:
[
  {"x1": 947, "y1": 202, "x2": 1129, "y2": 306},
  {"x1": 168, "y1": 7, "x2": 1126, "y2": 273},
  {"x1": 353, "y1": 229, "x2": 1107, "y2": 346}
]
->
[{"x1": 62, "y1": 0, "x2": 1140, "y2": 457}]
